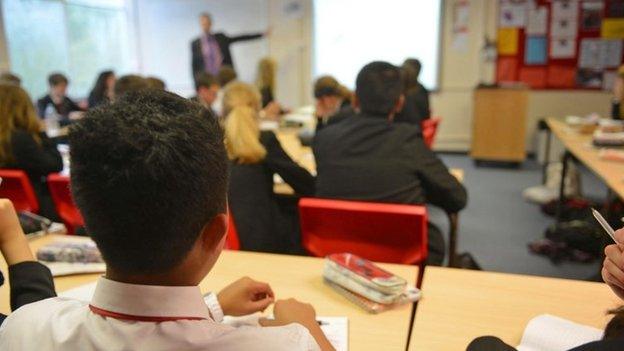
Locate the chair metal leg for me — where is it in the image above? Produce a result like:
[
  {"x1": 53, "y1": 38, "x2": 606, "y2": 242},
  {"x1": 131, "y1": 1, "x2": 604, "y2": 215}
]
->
[{"x1": 447, "y1": 212, "x2": 459, "y2": 267}]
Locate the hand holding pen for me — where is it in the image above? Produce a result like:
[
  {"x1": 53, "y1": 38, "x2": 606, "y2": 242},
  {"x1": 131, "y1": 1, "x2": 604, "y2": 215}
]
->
[{"x1": 594, "y1": 209, "x2": 624, "y2": 300}]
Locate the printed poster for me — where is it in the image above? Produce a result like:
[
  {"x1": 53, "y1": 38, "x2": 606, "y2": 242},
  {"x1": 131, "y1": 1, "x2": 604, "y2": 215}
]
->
[
  {"x1": 550, "y1": 37, "x2": 576, "y2": 59},
  {"x1": 551, "y1": 17, "x2": 579, "y2": 37},
  {"x1": 580, "y1": 1, "x2": 604, "y2": 31},
  {"x1": 525, "y1": 36, "x2": 547, "y2": 64},
  {"x1": 602, "y1": 19, "x2": 624, "y2": 39},
  {"x1": 500, "y1": 0, "x2": 527, "y2": 28},
  {"x1": 526, "y1": 6, "x2": 548, "y2": 35},
  {"x1": 497, "y1": 28, "x2": 520, "y2": 55},
  {"x1": 579, "y1": 38, "x2": 603, "y2": 69},
  {"x1": 552, "y1": 0, "x2": 580, "y2": 20}
]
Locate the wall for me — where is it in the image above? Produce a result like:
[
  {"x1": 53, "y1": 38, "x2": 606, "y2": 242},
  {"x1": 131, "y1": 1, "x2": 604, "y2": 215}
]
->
[
  {"x1": 0, "y1": 1, "x2": 9, "y2": 71},
  {"x1": 134, "y1": 0, "x2": 269, "y2": 97},
  {"x1": 433, "y1": 0, "x2": 612, "y2": 152}
]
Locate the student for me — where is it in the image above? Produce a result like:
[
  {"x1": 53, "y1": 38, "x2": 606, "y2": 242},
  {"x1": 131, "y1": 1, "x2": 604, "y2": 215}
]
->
[
  {"x1": 313, "y1": 75, "x2": 352, "y2": 133},
  {"x1": 36, "y1": 73, "x2": 83, "y2": 124},
  {"x1": 256, "y1": 57, "x2": 277, "y2": 108},
  {"x1": 313, "y1": 62, "x2": 467, "y2": 265},
  {"x1": 192, "y1": 72, "x2": 220, "y2": 117},
  {"x1": 224, "y1": 82, "x2": 315, "y2": 253},
  {"x1": 0, "y1": 199, "x2": 56, "y2": 326},
  {"x1": 612, "y1": 65, "x2": 623, "y2": 120},
  {"x1": 0, "y1": 89, "x2": 333, "y2": 351},
  {"x1": 394, "y1": 58, "x2": 430, "y2": 126},
  {"x1": 87, "y1": 70, "x2": 115, "y2": 108},
  {"x1": 145, "y1": 76, "x2": 166, "y2": 90},
  {"x1": 213, "y1": 65, "x2": 238, "y2": 116},
  {"x1": 0, "y1": 72, "x2": 21, "y2": 86},
  {"x1": 466, "y1": 227, "x2": 624, "y2": 350},
  {"x1": 0, "y1": 84, "x2": 63, "y2": 220},
  {"x1": 113, "y1": 74, "x2": 149, "y2": 100}
]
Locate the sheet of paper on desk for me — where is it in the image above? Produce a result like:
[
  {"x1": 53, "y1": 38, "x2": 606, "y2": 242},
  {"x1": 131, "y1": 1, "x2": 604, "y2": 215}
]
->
[
  {"x1": 223, "y1": 314, "x2": 348, "y2": 351},
  {"x1": 516, "y1": 314, "x2": 602, "y2": 351}
]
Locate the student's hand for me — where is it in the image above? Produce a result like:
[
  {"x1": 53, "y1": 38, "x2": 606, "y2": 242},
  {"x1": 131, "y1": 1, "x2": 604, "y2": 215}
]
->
[
  {"x1": 602, "y1": 228, "x2": 624, "y2": 300},
  {"x1": 259, "y1": 299, "x2": 335, "y2": 351},
  {"x1": 259, "y1": 298, "x2": 316, "y2": 328},
  {"x1": 217, "y1": 277, "x2": 275, "y2": 316},
  {"x1": 0, "y1": 199, "x2": 34, "y2": 265},
  {"x1": 262, "y1": 102, "x2": 281, "y2": 120}
]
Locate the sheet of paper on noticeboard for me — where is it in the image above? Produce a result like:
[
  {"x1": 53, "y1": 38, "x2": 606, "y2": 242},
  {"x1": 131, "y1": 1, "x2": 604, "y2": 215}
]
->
[
  {"x1": 550, "y1": 37, "x2": 576, "y2": 59},
  {"x1": 603, "y1": 40, "x2": 623, "y2": 68},
  {"x1": 551, "y1": 17, "x2": 579, "y2": 37},
  {"x1": 579, "y1": 38, "x2": 604, "y2": 69},
  {"x1": 525, "y1": 36, "x2": 547, "y2": 65},
  {"x1": 498, "y1": 28, "x2": 520, "y2": 55},
  {"x1": 499, "y1": 0, "x2": 527, "y2": 28},
  {"x1": 603, "y1": 70, "x2": 617, "y2": 91},
  {"x1": 526, "y1": 6, "x2": 548, "y2": 35},
  {"x1": 601, "y1": 19, "x2": 624, "y2": 39},
  {"x1": 552, "y1": 0, "x2": 580, "y2": 19}
]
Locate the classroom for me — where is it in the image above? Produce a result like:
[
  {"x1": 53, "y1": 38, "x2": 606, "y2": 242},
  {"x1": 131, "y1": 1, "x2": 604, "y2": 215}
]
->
[{"x1": 0, "y1": 0, "x2": 623, "y2": 350}]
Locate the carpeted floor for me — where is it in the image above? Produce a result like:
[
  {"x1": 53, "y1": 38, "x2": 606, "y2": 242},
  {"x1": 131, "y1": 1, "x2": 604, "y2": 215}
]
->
[{"x1": 430, "y1": 154, "x2": 607, "y2": 281}]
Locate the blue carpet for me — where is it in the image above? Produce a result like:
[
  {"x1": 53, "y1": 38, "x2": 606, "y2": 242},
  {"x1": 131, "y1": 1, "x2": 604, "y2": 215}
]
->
[{"x1": 430, "y1": 154, "x2": 606, "y2": 280}]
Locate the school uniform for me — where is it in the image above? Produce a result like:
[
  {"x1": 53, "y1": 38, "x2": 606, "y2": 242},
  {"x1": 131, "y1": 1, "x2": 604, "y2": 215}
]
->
[
  {"x1": 0, "y1": 276, "x2": 320, "y2": 350},
  {"x1": 0, "y1": 261, "x2": 56, "y2": 326},
  {"x1": 228, "y1": 131, "x2": 315, "y2": 253},
  {"x1": 313, "y1": 112, "x2": 467, "y2": 265}
]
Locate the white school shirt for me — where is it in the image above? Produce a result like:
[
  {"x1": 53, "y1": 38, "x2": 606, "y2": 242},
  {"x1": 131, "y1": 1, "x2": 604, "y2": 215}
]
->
[{"x1": 0, "y1": 277, "x2": 320, "y2": 351}]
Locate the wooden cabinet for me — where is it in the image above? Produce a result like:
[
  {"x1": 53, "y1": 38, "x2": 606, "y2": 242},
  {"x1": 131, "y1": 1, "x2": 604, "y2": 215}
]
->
[{"x1": 470, "y1": 87, "x2": 529, "y2": 163}]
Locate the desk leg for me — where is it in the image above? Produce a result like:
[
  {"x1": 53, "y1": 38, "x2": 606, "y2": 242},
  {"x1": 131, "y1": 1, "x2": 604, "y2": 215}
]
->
[
  {"x1": 447, "y1": 213, "x2": 459, "y2": 267},
  {"x1": 555, "y1": 151, "x2": 571, "y2": 222},
  {"x1": 541, "y1": 124, "x2": 552, "y2": 185}
]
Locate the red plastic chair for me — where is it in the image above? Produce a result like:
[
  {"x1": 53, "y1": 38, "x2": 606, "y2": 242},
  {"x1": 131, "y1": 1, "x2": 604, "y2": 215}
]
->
[
  {"x1": 299, "y1": 198, "x2": 428, "y2": 266},
  {"x1": 47, "y1": 174, "x2": 84, "y2": 234},
  {"x1": 0, "y1": 169, "x2": 39, "y2": 213},
  {"x1": 422, "y1": 117, "x2": 441, "y2": 149},
  {"x1": 225, "y1": 208, "x2": 240, "y2": 250}
]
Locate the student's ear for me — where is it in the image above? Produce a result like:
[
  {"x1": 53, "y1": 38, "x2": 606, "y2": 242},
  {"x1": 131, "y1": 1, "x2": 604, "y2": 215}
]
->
[
  {"x1": 388, "y1": 94, "x2": 405, "y2": 122},
  {"x1": 199, "y1": 213, "x2": 228, "y2": 252},
  {"x1": 352, "y1": 95, "x2": 360, "y2": 111}
]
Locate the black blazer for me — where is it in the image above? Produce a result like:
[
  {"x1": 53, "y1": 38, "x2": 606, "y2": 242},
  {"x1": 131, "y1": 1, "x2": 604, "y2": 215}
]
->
[
  {"x1": 3, "y1": 130, "x2": 63, "y2": 219},
  {"x1": 37, "y1": 94, "x2": 83, "y2": 125},
  {"x1": 613, "y1": 101, "x2": 622, "y2": 120},
  {"x1": 313, "y1": 113, "x2": 467, "y2": 213},
  {"x1": 0, "y1": 261, "x2": 56, "y2": 326},
  {"x1": 191, "y1": 32, "x2": 263, "y2": 78},
  {"x1": 228, "y1": 131, "x2": 315, "y2": 253},
  {"x1": 395, "y1": 83, "x2": 430, "y2": 126}
]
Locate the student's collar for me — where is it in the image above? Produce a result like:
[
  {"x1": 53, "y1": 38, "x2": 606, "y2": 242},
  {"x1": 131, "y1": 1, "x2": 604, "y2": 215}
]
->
[{"x1": 89, "y1": 276, "x2": 211, "y2": 322}]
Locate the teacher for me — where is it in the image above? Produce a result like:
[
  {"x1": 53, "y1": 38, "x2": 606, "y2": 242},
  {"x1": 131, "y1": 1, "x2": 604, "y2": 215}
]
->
[{"x1": 191, "y1": 12, "x2": 266, "y2": 79}]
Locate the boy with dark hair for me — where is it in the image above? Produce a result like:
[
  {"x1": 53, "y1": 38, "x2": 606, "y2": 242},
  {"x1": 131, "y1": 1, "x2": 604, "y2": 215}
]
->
[
  {"x1": 313, "y1": 61, "x2": 467, "y2": 265},
  {"x1": 0, "y1": 90, "x2": 333, "y2": 350},
  {"x1": 37, "y1": 72, "x2": 83, "y2": 124},
  {"x1": 114, "y1": 74, "x2": 149, "y2": 99},
  {"x1": 192, "y1": 72, "x2": 220, "y2": 117}
]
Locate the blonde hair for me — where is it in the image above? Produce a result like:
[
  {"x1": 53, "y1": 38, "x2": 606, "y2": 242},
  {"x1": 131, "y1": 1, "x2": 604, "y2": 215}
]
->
[
  {"x1": 256, "y1": 57, "x2": 276, "y2": 92},
  {"x1": 0, "y1": 84, "x2": 41, "y2": 165},
  {"x1": 223, "y1": 81, "x2": 267, "y2": 164}
]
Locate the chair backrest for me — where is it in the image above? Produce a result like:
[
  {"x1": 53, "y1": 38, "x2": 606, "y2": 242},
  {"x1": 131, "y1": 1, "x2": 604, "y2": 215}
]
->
[
  {"x1": 47, "y1": 173, "x2": 84, "y2": 234},
  {"x1": 298, "y1": 198, "x2": 428, "y2": 265},
  {"x1": 422, "y1": 117, "x2": 442, "y2": 149},
  {"x1": 0, "y1": 169, "x2": 39, "y2": 213},
  {"x1": 225, "y1": 208, "x2": 241, "y2": 250}
]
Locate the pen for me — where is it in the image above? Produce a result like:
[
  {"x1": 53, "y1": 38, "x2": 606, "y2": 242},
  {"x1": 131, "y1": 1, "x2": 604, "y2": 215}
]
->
[{"x1": 592, "y1": 208, "x2": 618, "y2": 244}]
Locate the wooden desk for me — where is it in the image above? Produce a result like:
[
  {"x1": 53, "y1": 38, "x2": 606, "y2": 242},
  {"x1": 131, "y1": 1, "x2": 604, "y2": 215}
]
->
[
  {"x1": 0, "y1": 235, "x2": 418, "y2": 351},
  {"x1": 547, "y1": 118, "x2": 624, "y2": 200},
  {"x1": 409, "y1": 267, "x2": 619, "y2": 351}
]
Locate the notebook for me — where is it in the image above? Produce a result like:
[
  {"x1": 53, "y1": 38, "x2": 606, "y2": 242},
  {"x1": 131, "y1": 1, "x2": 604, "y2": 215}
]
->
[
  {"x1": 61, "y1": 283, "x2": 349, "y2": 351},
  {"x1": 516, "y1": 314, "x2": 603, "y2": 351}
]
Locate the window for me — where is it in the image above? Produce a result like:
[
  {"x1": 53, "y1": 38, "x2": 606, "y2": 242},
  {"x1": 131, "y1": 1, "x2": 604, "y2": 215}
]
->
[
  {"x1": 2, "y1": 0, "x2": 134, "y2": 99},
  {"x1": 313, "y1": 0, "x2": 442, "y2": 90}
]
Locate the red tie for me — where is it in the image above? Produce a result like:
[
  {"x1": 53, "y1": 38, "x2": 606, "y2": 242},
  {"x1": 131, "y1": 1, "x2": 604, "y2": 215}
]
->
[{"x1": 89, "y1": 305, "x2": 206, "y2": 322}]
